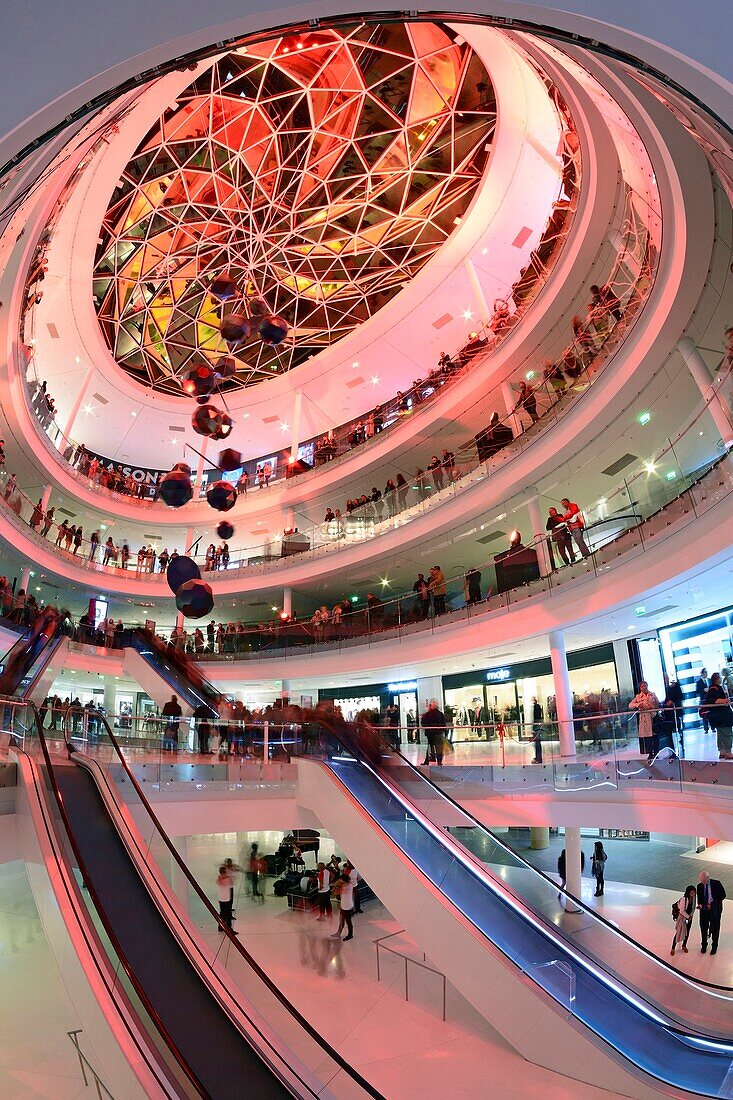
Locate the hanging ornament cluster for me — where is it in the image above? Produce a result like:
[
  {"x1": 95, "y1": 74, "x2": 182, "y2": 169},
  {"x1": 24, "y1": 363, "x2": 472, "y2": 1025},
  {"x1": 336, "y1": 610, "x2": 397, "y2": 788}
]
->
[
  {"x1": 166, "y1": 554, "x2": 214, "y2": 619},
  {"x1": 159, "y1": 463, "x2": 193, "y2": 508}
]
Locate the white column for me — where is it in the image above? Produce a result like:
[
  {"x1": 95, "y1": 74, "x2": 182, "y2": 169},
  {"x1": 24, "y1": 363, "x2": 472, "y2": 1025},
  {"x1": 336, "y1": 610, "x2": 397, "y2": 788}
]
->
[
  {"x1": 171, "y1": 836, "x2": 190, "y2": 914},
  {"x1": 417, "y1": 675, "x2": 444, "y2": 714},
  {"x1": 184, "y1": 526, "x2": 195, "y2": 556},
  {"x1": 283, "y1": 587, "x2": 292, "y2": 617},
  {"x1": 20, "y1": 567, "x2": 31, "y2": 592},
  {"x1": 563, "y1": 826, "x2": 582, "y2": 913},
  {"x1": 549, "y1": 629, "x2": 575, "y2": 756},
  {"x1": 40, "y1": 485, "x2": 53, "y2": 510},
  {"x1": 678, "y1": 337, "x2": 733, "y2": 445},
  {"x1": 500, "y1": 379, "x2": 521, "y2": 437},
  {"x1": 530, "y1": 826, "x2": 550, "y2": 850},
  {"x1": 290, "y1": 388, "x2": 303, "y2": 459},
  {"x1": 285, "y1": 509, "x2": 295, "y2": 533},
  {"x1": 103, "y1": 681, "x2": 116, "y2": 725},
  {"x1": 281, "y1": 679, "x2": 291, "y2": 705},
  {"x1": 463, "y1": 256, "x2": 491, "y2": 323},
  {"x1": 62, "y1": 361, "x2": 96, "y2": 442},
  {"x1": 194, "y1": 439, "x2": 208, "y2": 494},
  {"x1": 526, "y1": 492, "x2": 552, "y2": 577}
]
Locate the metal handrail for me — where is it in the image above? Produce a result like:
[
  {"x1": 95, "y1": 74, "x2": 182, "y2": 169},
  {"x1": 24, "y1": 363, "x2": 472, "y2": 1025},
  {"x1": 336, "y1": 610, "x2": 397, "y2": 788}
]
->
[
  {"x1": 67, "y1": 1030, "x2": 115, "y2": 1099},
  {"x1": 373, "y1": 931, "x2": 447, "y2": 1022}
]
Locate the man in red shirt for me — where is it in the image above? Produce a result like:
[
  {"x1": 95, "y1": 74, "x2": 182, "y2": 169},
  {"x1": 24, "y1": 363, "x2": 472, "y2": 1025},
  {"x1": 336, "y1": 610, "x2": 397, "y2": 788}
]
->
[{"x1": 560, "y1": 497, "x2": 591, "y2": 559}]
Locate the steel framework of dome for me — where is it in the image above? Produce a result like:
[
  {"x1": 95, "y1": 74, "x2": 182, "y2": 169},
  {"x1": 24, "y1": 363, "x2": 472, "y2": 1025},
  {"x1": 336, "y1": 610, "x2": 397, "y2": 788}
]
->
[{"x1": 92, "y1": 21, "x2": 497, "y2": 395}]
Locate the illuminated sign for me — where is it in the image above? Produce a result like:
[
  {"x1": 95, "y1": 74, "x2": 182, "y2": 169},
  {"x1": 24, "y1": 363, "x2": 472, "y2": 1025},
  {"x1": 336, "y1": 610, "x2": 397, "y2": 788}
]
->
[
  {"x1": 486, "y1": 668, "x2": 512, "y2": 683},
  {"x1": 388, "y1": 681, "x2": 418, "y2": 693}
]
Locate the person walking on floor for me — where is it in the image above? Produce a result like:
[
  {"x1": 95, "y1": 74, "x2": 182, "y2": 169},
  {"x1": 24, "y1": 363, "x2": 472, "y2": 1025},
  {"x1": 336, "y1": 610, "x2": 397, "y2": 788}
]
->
[
  {"x1": 702, "y1": 673, "x2": 733, "y2": 760},
  {"x1": 331, "y1": 861, "x2": 357, "y2": 941},
  {"x1": 671, "y1": 885, "x2": 696, "y2": 956},
  {"x1": 697, "y1": 871, "x2": 726, "y2": 954},
  {"x1": 316, "y1": 862, "x2": 333, "y2": 921},
  {"x1": 591, "y1": 841, "x2": 607, "y2": 896},
  {"x1": 531, "y1": 697, "x2": 544, "y2": 763},
  {"x1": 247, "y1": 842, "x2": 261, "y2": 897},
  {"x1": 161, "y1": 694, "x2": 182, "y2": 752},
  {"x1": 421, "y1": 699, "x2": 446, "y2": 765}
]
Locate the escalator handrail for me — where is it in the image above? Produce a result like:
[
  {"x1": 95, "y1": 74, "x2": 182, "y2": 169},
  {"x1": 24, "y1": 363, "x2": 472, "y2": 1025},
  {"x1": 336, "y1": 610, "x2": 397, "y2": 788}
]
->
[
  {"x1": 80, "y1": 708, "x2": 385, "y2": 1100},
  {"x1": 12, "y1": 735, "x2": 180, "y2": 1098},
  {"x1": 28, "y1": 709, "x2": 208, "y2": 1097},
  {"x1": 387, "y1": 743, "x2": 733, "y2": 996}
]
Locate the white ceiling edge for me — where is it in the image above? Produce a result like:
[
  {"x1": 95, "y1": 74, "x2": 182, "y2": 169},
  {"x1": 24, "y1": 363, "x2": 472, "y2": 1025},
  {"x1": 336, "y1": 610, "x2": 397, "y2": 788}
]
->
[{"x1": 24, "y1": 24, "x2": 566, "y2": 468}]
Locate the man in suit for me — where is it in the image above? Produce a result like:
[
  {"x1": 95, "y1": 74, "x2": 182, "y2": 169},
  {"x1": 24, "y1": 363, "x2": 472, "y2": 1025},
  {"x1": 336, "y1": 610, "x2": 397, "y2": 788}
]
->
[
  {"x1": 697, "y1": 871, "x2": 726, "y2": 954},
  {"x1": 696, "y1": 668, "x2": 711, "y2": 734}
]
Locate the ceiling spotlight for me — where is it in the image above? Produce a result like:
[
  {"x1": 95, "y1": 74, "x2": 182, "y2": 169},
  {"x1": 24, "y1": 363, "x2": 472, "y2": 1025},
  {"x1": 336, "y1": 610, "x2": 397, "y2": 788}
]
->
[
  {"x1": 280, "y1": 421, "x2": 289, "y2": 432},
  {"x1": 131, "y1": 411, "x2": 137, "y2": 417},
  {"x1": 83, "y1": 403, "x2": 94, "y2": 415},
  {"x1": 352, "y1": 361, "x2": 359, "y2": 368},
  {"x1": 371, "y1": 376, "x2": 380, "y2": 385},
  {"x1": 644, "y1": 461, "x2": 656, "y2": 473},
  {"x1": 462, "y1": 309, "x2": 473, "y2": 320},
  {"x1": 380, "y1": 576, "x2": 391, "y2": 588}
]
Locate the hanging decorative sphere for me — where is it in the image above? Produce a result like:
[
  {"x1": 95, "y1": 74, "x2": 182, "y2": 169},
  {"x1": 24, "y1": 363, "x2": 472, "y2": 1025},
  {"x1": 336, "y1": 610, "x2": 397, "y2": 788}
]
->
[
  {"x1": 218, "y1": 447, "x2": 241, "y2": 472},
  {"x1": 175, "y1": 578, "x2": 214, "y2": 619},
  {"x1": 220, "y1": 313, "x2": 253, "y2": 344},
  {"x1": 192, "y1": 404, "x2": 232, "y2": 439},
  {"x1": 158, "y1": 470, "x2": 193, "y2": 508},
  {"x1": 181, "y1": 362, "x2": 217, "y2": 398},
  {"x1": 166, "y1": 555, "x2": 201, "y2": 595},
  {"x1": 214, "y1": 355, "x2": 237, "y2": 383},
  {"x1": 217, "y1": 520, "x2": 235, "y2": 540},
  {"x1": 209, "y1": 272, "x2": 239, "y2": 300},
  {"x1": 206, "y1": 479, "x2": 237, "y2": 512},
  {"x1": 259, "y1": 315, "x2": 289, "y2": 346},
  {"x1": 172, "y1": 462, "x2": 192, "y2": 477},
  {"x1": 248, "y1": 296, "x2": 268, "y2": 318}
]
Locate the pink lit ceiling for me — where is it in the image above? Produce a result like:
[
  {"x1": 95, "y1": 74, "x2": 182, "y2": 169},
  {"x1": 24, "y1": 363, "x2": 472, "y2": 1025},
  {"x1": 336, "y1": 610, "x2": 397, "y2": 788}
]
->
[{"x1": 92, "y1": 22, "x2": 497, "y2": 395}]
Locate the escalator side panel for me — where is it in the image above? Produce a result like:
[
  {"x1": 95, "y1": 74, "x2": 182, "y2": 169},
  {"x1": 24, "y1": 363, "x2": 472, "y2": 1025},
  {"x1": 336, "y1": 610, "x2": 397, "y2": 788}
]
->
[
  {"x1": 123, "y1": 630, "x2": 220, "y2": 716},
  {"x1": 53, "y1": 763, "x2": 289, "y2": 1099}
]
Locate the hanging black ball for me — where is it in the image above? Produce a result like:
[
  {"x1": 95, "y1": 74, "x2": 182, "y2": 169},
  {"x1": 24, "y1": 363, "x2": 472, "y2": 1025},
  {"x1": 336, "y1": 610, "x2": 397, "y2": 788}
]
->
[
  {"x1": 182, "y1": 363, "x2": 217, "y2": 398},
  {"x1": 218, "y1": 447, "x2": 242, "y2": 472},
  {"x1": 192, "y1": 404, "x2": 232, "y2": 440},
  {"x1": 214, "y1": 356, "x2": 237, "y2": 383},
  {"x1": 172, "y1": 462, "x2": 192, "y2": 477},
  {"x1": 175, "y1": 578, "x2": 214, "y2": 619},
  {"x1": 220, "y1": 313, "x2": 253, "y2": 343},
  {"x1": 206, "y1": 480, "x2": 237, "y2": 512},
  {"x1": 209, "y1": 272, "x2": 239, "y2": 300},
  {"x1": 166, "y1": 555, "x2": 201, "y2": 595},
  {"x1": 259, "y1": 315, "x2": 288, "y2": 346},
  {"x1": 248, "y1": 296, "x2": 268, "y2": 318},
  {"x1": 217, "y1": 520, "x2": 235, "y2": 540},
  {"x1": 158, "y1": 470, "x2": 193, "y2": 508}
]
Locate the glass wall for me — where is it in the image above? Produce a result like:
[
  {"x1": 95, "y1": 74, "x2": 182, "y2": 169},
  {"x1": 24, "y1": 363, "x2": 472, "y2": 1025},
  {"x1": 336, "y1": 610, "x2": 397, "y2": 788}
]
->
[{"x1": 659, "y1": 607, "x2": 733, "y2": 729}]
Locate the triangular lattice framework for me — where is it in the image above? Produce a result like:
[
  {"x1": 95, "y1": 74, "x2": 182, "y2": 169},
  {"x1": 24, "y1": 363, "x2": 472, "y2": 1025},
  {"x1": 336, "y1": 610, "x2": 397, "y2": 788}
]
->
[{"x1": 92, "y1": 21, "x2": 497, "y2": 395}]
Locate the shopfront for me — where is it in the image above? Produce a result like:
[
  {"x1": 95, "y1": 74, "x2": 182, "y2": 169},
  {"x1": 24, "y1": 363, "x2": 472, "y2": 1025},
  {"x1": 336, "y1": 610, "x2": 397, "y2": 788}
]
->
[
  {"x1": 443, "y1": 644, "x2": 621, "y2": 741},
  {"x1": 317, "y1": 679, "x2": 418, "y2": 727},
  {"x1": 658, "y1": 606, "x2": 733, "y2": 729}
]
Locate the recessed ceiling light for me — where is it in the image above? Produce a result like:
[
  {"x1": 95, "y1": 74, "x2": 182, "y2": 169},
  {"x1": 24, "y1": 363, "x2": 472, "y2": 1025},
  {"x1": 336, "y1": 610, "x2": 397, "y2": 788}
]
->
[
  {"x1": 462, "y1": 309, "x2": 473, "y2": 320},
  {"x1": 83, "y1": 404, "x2": 94, "y2": 415},
  {"x1": 371, "y1": 376, "x2": 380, "y2": 385},
  {"x1": 131, "y1": 411, "x2": 137, "y2": 417}
]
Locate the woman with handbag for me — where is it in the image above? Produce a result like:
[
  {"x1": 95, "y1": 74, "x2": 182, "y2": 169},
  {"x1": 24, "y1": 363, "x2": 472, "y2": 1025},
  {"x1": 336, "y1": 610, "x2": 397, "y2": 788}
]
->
[
  {"x1": 629, "y1": 681, "x2": 660, "y2": 762},
  {"x1": 591, "y1": 841, "x2": 607, "y2": 897},
  {"x1": 703, "y1": 673, "x2": 733, "y2": 759},
  {"x1": 671, "y1": 885, "x2": 697, "y2": 955}
]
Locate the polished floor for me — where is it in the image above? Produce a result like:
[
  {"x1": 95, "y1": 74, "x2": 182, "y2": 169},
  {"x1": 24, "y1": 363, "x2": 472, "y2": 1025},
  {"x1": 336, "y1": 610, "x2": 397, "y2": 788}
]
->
[
  {"x1": 178, "y1": 830, "x2": 617, "y2": 1099},
  {"x1": 0, "y1": 822, "x2": 89, "y2": 1099}
]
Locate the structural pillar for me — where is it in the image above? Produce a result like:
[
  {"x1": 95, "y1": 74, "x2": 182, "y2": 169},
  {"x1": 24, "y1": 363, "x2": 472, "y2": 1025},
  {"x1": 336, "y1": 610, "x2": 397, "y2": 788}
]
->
[
  {"x1": 40, "y1": 484, "x2": 53, "y2": 511},
  {"x1": 463, "y1": 256, "x2": 491, "y2": 324},
  {"x1": 549, "y1": 628, "x2": 575, "y2": 756},
  {"x1": 20, "y1": 567, "x2": 30, "y2": 592},
  {"x1": 290, "y1": 388, "x2": 303, "y2": 460},
  {"x1": 103, "y1": 681, "x2": 116, "y2": 726},
  {"x1": 678, "y1": 337, "x2": 733, "y2": 445},
  {"x1": 500, "y1": 379, "x2": 521, "y2": 437},
  {"x1": 283, "y1": 587, "x2": 292, "y2": 618},
  {"x1": 563, "y1": 826, "x2": 582, "y2": 913},
  {"x1": 530, "y1": 826, "x2": 550, "y2": 850},
  {"x1": 171, "y1": 836, "x2": 190, "y2": 914},
  {"x1": 526, "y1": 492, "x2": 552, "y2": 577},
  {"x1": 62, "y1": 360, "x2": 96, "y2": 444},
  {"x1": 193, "y1": 439, "x2": 208, "y2": 496}
]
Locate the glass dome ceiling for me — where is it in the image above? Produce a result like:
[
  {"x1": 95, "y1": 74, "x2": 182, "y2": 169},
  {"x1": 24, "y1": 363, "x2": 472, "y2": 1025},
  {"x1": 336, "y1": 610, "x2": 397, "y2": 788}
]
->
[{"x1": 92, "y1": 21, "x2": 497, "y2": 394}]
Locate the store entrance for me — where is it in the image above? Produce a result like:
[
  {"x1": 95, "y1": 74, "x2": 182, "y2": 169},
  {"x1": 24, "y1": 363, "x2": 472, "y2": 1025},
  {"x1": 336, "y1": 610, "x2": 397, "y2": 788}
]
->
[{"x1": 394, "y1": 691, "x2": 417, "y2": 741}]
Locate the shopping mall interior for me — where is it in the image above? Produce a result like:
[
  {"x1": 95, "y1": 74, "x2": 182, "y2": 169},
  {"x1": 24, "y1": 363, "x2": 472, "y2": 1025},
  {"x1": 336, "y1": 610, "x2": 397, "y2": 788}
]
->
[{"x1": 1, "y1": 2, "x2": 732, "y2": 1096}]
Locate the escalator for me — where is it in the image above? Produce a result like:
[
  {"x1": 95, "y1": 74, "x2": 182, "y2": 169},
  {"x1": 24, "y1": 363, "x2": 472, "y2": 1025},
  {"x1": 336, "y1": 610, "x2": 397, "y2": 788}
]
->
[
  {"x1": 0, "y1": 606, "x2": 62, "y2": 698},
  {"x1": 26, "y1": 710, "x2": 383, "y2": 1099},
  {"x1": 123, "y1": 627, "x2": 220, "y2": 716},
  {"x1": 294, "y1": 735, "x2": 733, "y2": 1097}
]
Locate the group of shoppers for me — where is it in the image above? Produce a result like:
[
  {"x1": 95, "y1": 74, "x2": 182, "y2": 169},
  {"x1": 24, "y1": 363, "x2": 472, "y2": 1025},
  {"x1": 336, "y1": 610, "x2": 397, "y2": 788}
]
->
[
  {"x1": 630, "y1": 671, "x2": 733, "y2": 761},
  {"x1": 671, "y1": 873, "x2": 727, "y2": 957}
]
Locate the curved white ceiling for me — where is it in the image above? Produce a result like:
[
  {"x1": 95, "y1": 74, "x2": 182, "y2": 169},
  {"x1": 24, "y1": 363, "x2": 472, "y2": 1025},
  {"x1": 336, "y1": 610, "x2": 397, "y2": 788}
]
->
[{"x1": 21, "y1": 24, "x2": 566, "y2": 468}]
